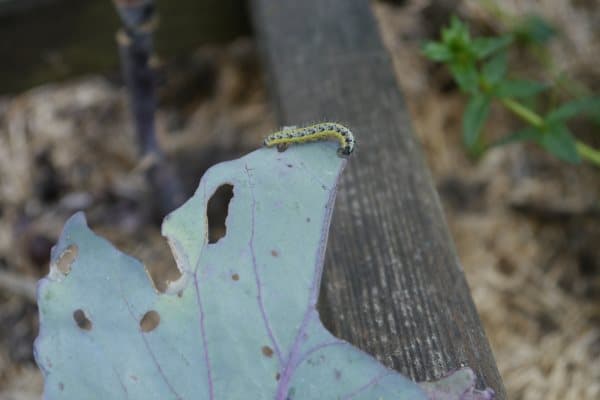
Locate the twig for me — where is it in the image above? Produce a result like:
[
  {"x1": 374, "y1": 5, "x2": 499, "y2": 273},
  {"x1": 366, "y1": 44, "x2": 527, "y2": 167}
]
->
[
  {"x1": 0, "y1": 270, "x2": 37, "y2": 303},
  {"x1": 113, "y1": 0, "x2": 186, "y2": 216}
]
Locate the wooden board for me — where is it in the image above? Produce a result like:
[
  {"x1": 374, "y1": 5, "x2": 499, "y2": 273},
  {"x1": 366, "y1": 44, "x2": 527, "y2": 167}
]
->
[{"x1": 250, "y1": 0, "x2": 506, "y2": 397}]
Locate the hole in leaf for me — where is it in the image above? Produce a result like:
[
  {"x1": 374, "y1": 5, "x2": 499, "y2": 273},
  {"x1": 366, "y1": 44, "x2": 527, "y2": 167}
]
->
[
  {"x1": 140, "y1": 310, "x2": 160, "y2": 332},
  {"x1": 73, "y1": 309, "x2": 92, "y2": 330},
  {"x1": 207, "y1": 184, "x2": 234, "y2": 244},
  {"x1": 261, "y1": 345, "x2": 274, "y2": 358},
  {"x1": 231, "y1": 273, "x2": 240, "y2": 281},
  {"x1": 117, "y1": 230, "x2": 181, "y2": 293},
  {"x1": 56, "y1": 244, "x2": 78, "y2": 275}
]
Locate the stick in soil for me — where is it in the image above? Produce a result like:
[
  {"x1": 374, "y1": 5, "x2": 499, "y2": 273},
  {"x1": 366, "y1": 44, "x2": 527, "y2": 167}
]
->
[{"x1": 113, "y1": 0, "x2": 186, "y2": 217}]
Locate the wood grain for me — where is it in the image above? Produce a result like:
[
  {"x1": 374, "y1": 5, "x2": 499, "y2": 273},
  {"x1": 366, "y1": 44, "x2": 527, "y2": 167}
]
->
[{"x1": 250, "y1": 0, "x2": 505, "y2": 397}]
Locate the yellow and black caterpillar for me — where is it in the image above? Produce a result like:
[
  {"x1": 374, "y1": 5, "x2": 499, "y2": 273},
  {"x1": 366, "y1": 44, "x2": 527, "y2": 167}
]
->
[{"x1": 263, "y1": 123, "x2": 355, "y2": 156}]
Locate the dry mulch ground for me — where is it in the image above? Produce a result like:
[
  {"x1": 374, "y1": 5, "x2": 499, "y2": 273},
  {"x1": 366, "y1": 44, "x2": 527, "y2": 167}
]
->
[{"x1": 0, "y1": 1, "x2": 599, "y2": 399}]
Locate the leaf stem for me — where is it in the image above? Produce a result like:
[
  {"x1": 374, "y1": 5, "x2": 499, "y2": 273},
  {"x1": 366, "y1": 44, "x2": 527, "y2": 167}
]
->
[
  {"x1": 576, "y1": 141, "x2": 600, "y2": 167},
  {"x1": 501, "y1": 98, "x2": 544, "y2": 127},
  {"x1": 500, "y1": 97, "x2": 600, "y2": 167}
]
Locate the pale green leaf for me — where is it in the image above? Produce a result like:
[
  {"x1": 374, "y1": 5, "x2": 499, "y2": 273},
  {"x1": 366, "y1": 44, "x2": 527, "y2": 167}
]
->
[
  {"x1": 34, "y1": 142, "x2": 493, "y2": 399},
  {"x1": 463, "y1": 94, "x2": 491, "y2": 148}
]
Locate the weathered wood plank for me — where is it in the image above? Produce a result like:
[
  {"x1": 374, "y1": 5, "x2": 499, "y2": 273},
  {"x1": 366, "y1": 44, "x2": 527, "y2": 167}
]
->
[{"x1": 251, "y1": 0, "x2": 505, "y2": 397}]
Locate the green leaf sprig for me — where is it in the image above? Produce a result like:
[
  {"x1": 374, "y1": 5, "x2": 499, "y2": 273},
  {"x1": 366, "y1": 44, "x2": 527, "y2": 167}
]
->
[{"x1": 423, "y1": 16, "x2": 600, "y2": 166}]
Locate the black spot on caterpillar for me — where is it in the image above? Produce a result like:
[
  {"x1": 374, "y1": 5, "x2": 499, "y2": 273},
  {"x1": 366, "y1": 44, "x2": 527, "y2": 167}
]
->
[{"x1": 263, "y1": 123, "x2": 355, "y2": 156}]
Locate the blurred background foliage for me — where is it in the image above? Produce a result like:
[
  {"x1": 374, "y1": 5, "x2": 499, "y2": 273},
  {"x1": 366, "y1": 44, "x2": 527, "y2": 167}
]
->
[{"x1": 0, "y1": 0, "x2": 250, "y2": 93}]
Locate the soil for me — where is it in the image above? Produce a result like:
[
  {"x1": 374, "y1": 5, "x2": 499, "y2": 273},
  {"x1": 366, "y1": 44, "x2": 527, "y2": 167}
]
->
[{"x1": 0, "y1": 1, "x2": 599, "y2": 399}]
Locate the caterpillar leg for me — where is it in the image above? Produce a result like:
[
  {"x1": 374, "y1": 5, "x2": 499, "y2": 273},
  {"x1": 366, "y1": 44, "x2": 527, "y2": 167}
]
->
[
  {"x1": 336, "y1": 147, "x2": 351, "y2": 158},
  {"x1": 276, "y1": 143, "x2": 289, "y2": 152},
  {"x1": 275, "y1": 126, "x2": 295, "y2": 152}
]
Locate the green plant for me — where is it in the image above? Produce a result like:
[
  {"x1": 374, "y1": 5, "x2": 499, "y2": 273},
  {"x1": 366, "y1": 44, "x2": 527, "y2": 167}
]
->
[{"x1": 423, "y1": 16, "x2": 600, "y2": 166}]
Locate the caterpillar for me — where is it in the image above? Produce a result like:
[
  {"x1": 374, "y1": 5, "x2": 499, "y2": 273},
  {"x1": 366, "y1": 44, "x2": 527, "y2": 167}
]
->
[{"x1": 263, "y1": 123, "x2": 355, "y2": 156}]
